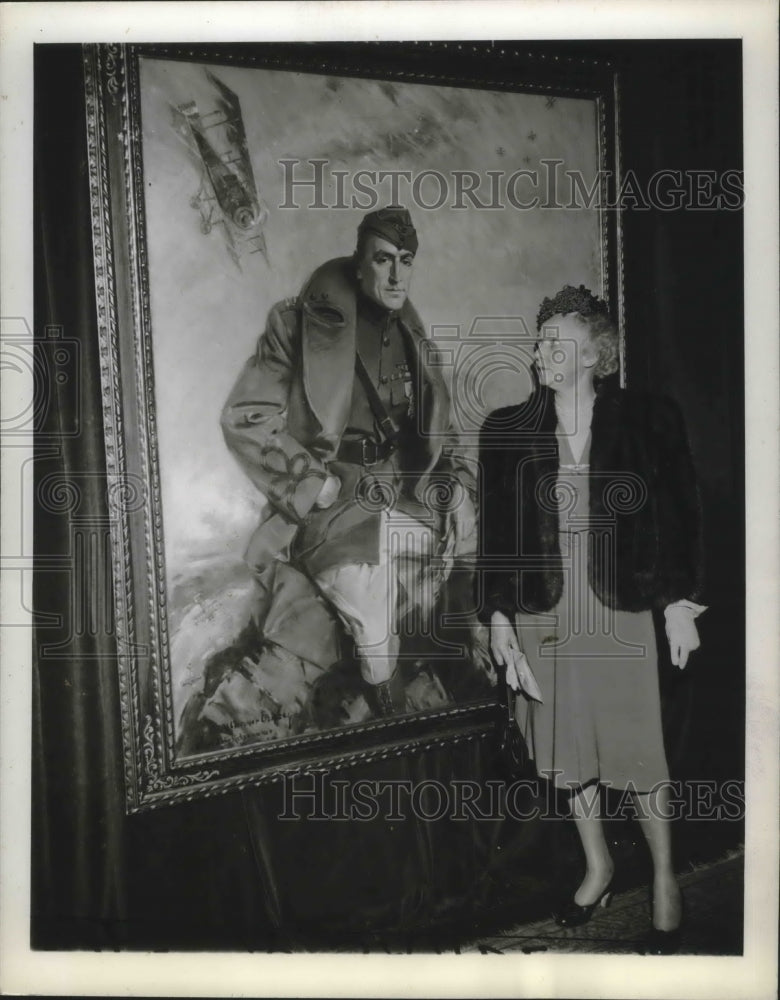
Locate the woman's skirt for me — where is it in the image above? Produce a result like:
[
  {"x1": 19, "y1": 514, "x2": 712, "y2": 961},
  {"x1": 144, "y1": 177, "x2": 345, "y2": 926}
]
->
[{"x1": 514, "y1": 530, "x2": 670, "y2": 792}]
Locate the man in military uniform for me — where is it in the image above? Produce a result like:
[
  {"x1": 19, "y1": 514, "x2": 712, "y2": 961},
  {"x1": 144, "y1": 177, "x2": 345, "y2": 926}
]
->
[{"x1": 220, "y1": 206, "x2": 476, "y2": 715}]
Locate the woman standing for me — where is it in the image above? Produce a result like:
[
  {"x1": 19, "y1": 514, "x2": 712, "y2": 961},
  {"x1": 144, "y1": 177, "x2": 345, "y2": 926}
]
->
[{"x1": 478, "y1": 285, "x2": 705, "y2": 953}]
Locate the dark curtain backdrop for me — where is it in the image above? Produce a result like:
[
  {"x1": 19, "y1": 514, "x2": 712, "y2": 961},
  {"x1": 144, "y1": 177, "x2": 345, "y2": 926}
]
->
[{"x1": 32, "y1": 41, "x2": 744, "y2": 950}]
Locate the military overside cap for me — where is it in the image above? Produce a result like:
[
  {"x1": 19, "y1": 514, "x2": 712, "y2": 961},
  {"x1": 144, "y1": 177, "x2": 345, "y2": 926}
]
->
[{"x1": 357, "y1": 205, "x2": 418, "y2": 254}]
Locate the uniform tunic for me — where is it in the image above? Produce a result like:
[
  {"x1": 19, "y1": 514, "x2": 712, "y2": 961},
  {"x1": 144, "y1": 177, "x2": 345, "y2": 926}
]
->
[
  {"x1": 346, "y1": 291, "x2": 415, "y2": 441},
  {"x1": 296, "y1": 294, "x2": 443, "y2": 684},
  {"x1": 293, "y1": 292, "x2": 436, "y2": 576},
  {"x1": 514, "y1": 427, "x2": 670, "y2": 792}
]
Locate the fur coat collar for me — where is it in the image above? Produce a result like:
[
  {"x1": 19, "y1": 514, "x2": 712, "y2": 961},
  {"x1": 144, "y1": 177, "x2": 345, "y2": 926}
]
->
[{"x1": 478, "y1": 385, "x2": 703, "y2": 616}]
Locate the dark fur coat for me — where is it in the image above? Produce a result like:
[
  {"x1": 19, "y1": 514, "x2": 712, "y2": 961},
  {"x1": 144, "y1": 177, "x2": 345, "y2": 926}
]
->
[{"x1": 478, "y1": 385, "x2": 703, "y2": 618}]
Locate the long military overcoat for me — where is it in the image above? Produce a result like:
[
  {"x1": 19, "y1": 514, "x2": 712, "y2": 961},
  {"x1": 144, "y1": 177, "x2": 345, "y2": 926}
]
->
[{"x1": 221, "y1": 256, "x2": 472, "y2": 576}]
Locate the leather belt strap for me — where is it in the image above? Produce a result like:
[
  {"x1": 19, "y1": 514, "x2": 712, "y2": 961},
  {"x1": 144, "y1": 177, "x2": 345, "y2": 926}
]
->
[
  {"x1": 354, "y1": 349, "x2": 399, "y2": 443},
  {"x1": 337, "y1": 435, "x2": 396, "y2": 467},
  {"x1": 337, "y1": 349, "x2": 402, "y2": 466}
]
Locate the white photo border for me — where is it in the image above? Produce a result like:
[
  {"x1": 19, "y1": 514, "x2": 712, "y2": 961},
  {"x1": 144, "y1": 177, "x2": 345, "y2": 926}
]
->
[{"x1": 1, "y1": 2, "x2": 777, "y2": 998}]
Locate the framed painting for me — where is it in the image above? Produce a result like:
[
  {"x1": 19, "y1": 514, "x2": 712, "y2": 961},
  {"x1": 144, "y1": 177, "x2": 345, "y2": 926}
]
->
[{"x1": 84, "y1": 41, "x2": 623, "y2": 811}]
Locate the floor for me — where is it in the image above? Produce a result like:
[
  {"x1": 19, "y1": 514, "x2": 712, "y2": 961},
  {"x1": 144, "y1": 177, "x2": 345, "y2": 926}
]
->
[
  {"x1": 462, "y1": 851, "x2": 744, "y2": 955},
  {"x1": 303, "y1": 824, "x2": 744, "y2": 956}
]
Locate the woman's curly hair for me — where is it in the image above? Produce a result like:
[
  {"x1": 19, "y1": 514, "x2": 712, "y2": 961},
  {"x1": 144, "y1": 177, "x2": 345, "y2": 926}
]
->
[{"x1": 536, "y1": 284, "x2": 619, "y2": 380}]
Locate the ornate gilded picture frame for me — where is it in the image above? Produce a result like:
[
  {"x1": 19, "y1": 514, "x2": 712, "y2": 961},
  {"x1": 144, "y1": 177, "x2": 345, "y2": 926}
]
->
[{"x1": 84, "y1": 42, "x2": 623, "y2": 812}]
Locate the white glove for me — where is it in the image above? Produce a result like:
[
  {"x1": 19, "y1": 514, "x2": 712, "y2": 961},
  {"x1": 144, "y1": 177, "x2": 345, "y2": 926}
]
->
[
  {"x1": 505, "y1": 648, "x2": 544, "y2": 703},
  {"x1": 664, "y1": 600, "x2": 707, "y2": 669},
  {"x1": 490, "y1": 611, "x2": 543, "y2": 702}
]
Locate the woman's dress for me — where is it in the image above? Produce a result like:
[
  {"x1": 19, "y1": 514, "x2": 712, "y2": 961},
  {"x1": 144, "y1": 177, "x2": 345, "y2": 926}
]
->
[{"x1": 514, "y1": 428, "x2": 670, "y2": 792}]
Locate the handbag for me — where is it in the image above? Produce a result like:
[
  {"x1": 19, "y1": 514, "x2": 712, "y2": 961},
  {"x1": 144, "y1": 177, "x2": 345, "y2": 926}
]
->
[{"x1": 495, "y1": 673, "x2": 531, "y2": 781}]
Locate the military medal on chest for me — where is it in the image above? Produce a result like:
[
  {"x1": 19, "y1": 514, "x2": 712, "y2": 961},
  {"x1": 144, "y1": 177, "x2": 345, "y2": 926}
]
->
[{"x1": 393, "y1": 361, "x2": 414, "y2": 416}]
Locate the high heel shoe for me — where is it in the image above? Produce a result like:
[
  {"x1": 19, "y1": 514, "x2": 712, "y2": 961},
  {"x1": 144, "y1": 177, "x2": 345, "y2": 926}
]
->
[
  {"x1": 642, "y1": 925, "x2": 681, "y2": 955},
  {"x1": 640, "y1": 889, "x2": 685, "y2": 955},
  {"x1": 552, "y1": 881, "x2": 613, "y2": 928}
]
